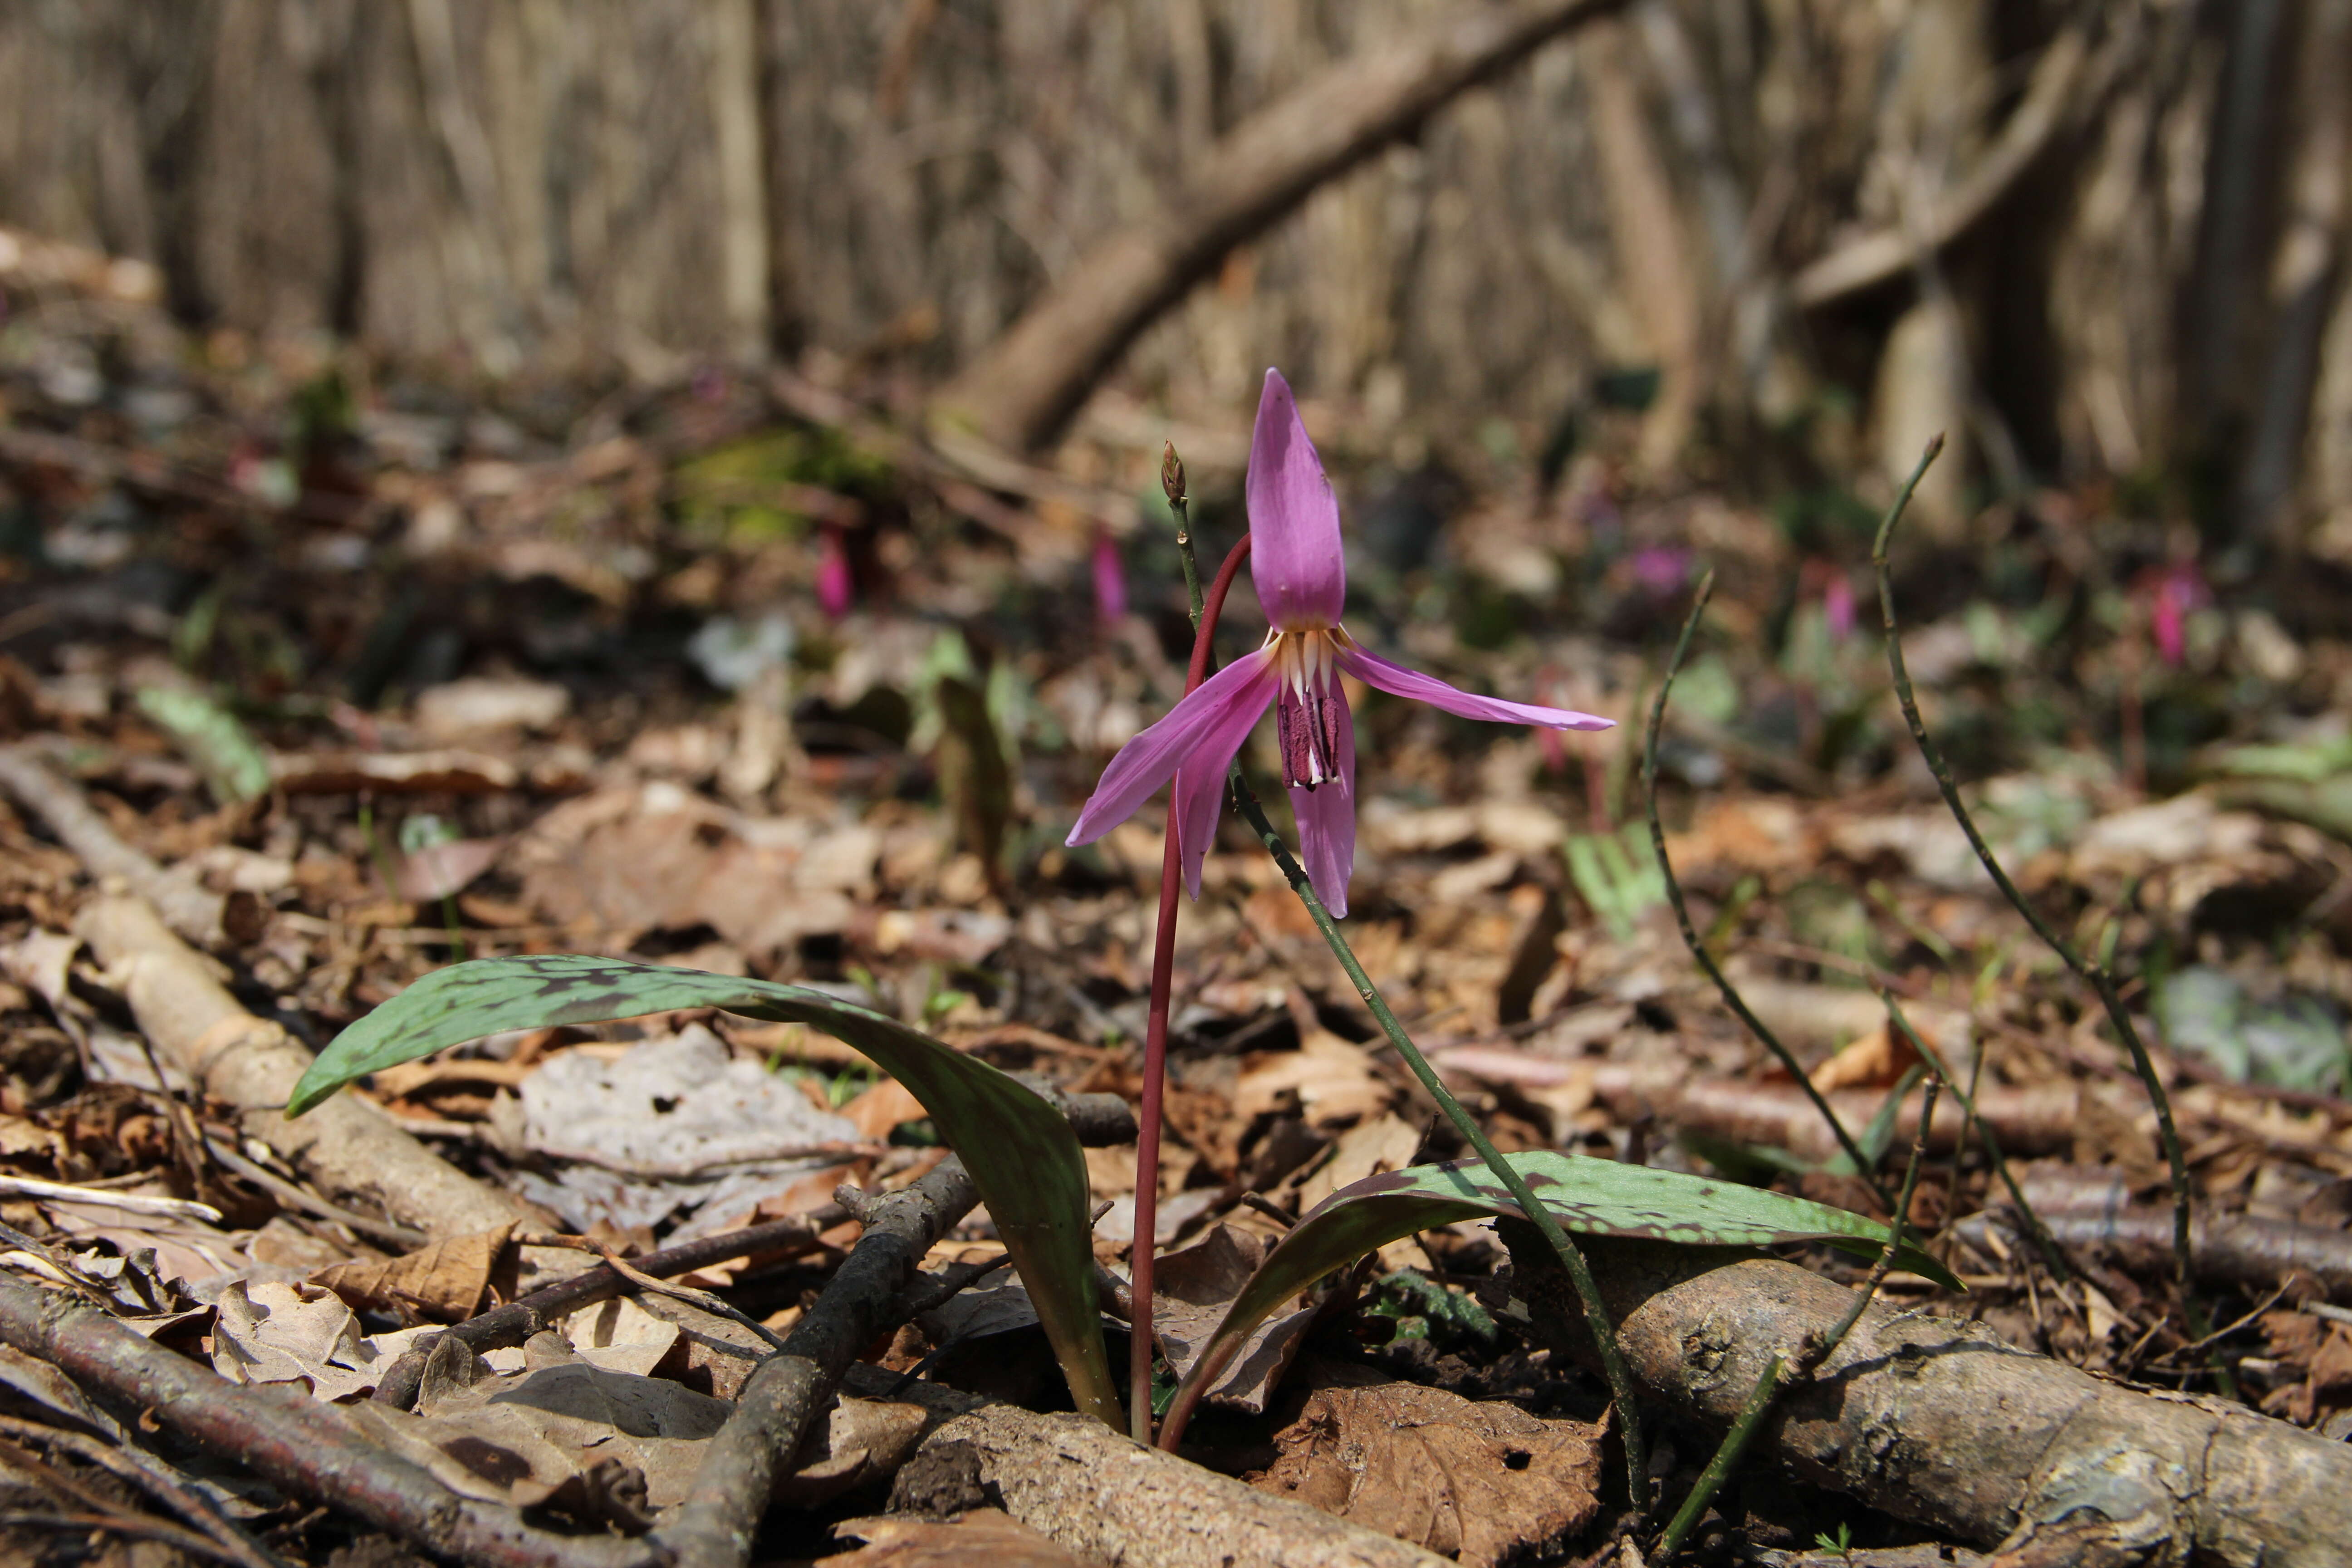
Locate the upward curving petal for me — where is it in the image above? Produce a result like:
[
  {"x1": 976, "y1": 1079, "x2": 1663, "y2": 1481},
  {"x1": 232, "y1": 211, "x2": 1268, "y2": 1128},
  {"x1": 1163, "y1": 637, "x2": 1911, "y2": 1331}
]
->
[
  {"x1": 1170, "y1": 657, "x2": 1283, "y2": 898},
  {"x1": 1337, "y1": 644, "x2": 1615, "y2": 730},
  {"x1": 1066, "y1": 650, "x2": 1278, "y2": 848},
  {"x1": 1247, "y1": 370, "x2": 1346, "y2": 630},
  {"x1": 1287, "y1": 689, "x2": 1357, "y2": 917}
]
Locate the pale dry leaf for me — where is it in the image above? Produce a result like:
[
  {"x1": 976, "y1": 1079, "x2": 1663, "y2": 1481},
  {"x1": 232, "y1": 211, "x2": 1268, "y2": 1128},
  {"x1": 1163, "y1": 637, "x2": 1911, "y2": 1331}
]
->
[
  {"x1": 559, "y1": 1294, "x2": 683, "y2": 1377},
  {"x1": 210, "y1": 1280, "x2": 435, "y2": 1401},
  {"x1": 1234, "y1": 1032, "x2": 1396, "y2": 1129},
  {"x1": 348, "y1": 1329, "x2": 727, "y2": 1513},
  {"x1": 1250, "y1": 1380, "x2": 1604, "y2": 1567},
  {"x1": 1292, "y1": 1113, "x2": 1424, "y2": 1215}
]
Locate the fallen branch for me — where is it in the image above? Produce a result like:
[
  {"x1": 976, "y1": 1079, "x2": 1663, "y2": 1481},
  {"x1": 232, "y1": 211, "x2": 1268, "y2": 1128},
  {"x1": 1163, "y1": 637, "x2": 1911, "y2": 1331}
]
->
[
  {"x1": 1958, "y1": 1204, "x2": 2352, "y2": 1299},
  {"x1": 0, "y1": 1175, "x2": 220, "y2": 1223},
  {"x1": 914, "y1": 1402, "x2": 1454, "y2": 1568},
  {"x1": 0, "y1": 745, "x2": 256, "y2": 948},
  {"x1": 1789, "y1": 26, "x2": 2100, "y2": 308},
  {"x1": 0, "y1": 1272, "x2": 655, "y2": 1568},
  {"x1": 0, "y1": 1415, "x2": 283, "y2": 1568},
  {"x1": 1433, "y1": 1050, "x2": 2080, "y2": 1162},
  {"x1": 77, "y1": 895, "x2": 532, "y2": 1243},
  {"x1": 932, "y1": 0, "x2": 1632, "y2": 452},
  {"x1": 652, "y1": 1157, "x2": 987, "y2": 1568},
  {"x1": 1505, "y1": 1237, "x2": 2352, "y2": 1563}
]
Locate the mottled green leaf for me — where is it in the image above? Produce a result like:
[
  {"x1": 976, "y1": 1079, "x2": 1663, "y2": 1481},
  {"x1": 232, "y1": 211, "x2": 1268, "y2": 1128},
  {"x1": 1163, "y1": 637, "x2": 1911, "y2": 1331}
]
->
[
  {"x1": 288, "y1": 955, "x2": 1119, "y2": 1428},
  {"x1": 1172, "y1": 1150, "x2": 1958, "y2": 1415}
]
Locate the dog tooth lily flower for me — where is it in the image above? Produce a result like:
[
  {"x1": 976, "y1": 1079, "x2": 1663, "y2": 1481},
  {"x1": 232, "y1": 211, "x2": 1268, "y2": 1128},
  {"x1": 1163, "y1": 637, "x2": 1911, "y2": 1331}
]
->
[{"x1": 1066, "y1": 369, "x2": 1612, "y2": 916}]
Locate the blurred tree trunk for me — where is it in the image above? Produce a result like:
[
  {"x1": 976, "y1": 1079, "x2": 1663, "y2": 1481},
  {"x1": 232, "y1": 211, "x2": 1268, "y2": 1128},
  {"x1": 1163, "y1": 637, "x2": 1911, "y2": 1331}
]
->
[{"x1": 0, "y1": 0, "x2": 2340, "y2": 529}]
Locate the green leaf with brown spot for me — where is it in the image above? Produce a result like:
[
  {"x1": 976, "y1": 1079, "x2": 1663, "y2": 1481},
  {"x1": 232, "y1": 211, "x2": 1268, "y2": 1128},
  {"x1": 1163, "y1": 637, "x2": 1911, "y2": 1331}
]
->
[
  {"x1": 287, "y1": 955, "x2": 1119, "y2": 1429},
  {"x1": 1172, "y1": 1150, "x2": 1958, "y2": 1416}
]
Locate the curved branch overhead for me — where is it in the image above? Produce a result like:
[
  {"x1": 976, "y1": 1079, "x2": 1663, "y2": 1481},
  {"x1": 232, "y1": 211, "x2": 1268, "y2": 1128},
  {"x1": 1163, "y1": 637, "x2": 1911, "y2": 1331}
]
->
[
  {"x1": 1790, "y1": 25, "x2": 2100, "y2": 309},
  {"x1": 932, "y1": 0, "x2": 1634, "y2": 456}
]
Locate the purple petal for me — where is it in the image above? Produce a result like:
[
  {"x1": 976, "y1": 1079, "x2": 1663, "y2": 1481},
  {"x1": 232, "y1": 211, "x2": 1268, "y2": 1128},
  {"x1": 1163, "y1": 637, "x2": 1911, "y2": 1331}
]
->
[
  {"x1": 1170, "y1": 658, "x2": 1283, "y2": 898},
  {"x1": 1337, "y1": 646, "x2": 1615, "y2": 730},
  {"x1": 1247, "y1": 370, "x2": 1345, "y2": 630},
  {"x1": 1066, "y1": 651, "x2": 1278, "y2": 848},
  {"x1": 1287, "y1": 691, "x2": 1356, "y2": 917}
]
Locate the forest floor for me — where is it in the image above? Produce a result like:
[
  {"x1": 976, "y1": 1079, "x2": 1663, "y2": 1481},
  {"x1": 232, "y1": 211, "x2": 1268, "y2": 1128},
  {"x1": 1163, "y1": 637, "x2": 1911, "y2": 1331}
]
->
[{"x1": 5, "y1": 249, "x2": 2352, "y2": 1568}]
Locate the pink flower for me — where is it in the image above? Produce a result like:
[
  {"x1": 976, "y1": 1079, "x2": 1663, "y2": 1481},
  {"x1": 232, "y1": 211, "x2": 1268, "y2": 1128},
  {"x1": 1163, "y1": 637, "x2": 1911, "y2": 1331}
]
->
[
  {"x1": 2145, "y1": 561, "x2": 2207, "y2": 667},
  {"x1": 1064, "y1": 370, "x2": 1611, "y2": 916},
  {"x1": 815, "y1": 527, "x2": 854, "y2": 619},
  {"x1": 1093, "y1": 525, "x2": 1128, "y2": 624},
  {"x1": 1823, "y1": 570, "x2": 1856, "y2": 643}
]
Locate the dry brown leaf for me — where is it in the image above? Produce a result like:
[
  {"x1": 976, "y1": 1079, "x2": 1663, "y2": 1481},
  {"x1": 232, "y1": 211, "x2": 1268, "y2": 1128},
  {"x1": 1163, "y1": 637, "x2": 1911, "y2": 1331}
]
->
[
  {"x1": 1250, "y1": 1380, "x2": 1603, "y2": 1567},
  {"x1": 1291, "y1": 1113, "x2": 1424, "y2": 1215},
  {"x1": 314, "y1": 1222, "x2": 514, "y2": 1322},
  {"x1": 210, "y1": 1280, "x2": 436, "y2": 1400},
  {"x1": 1808, "y1": 1022, "x2": 1921, "y2": 1094},
  {"x1": 841, "y1": 1077, "x2": 929, "y2": 1141},
  {"x1": 1151, "y1": 1224, "x2": 1315, "y2": 1414},
  {"x1": 829, "y1": 1511, "x2": 1102, "y2": 1567},
  {"x1": 1234, "y1": 1032, "x2": 1396, "y2": 1130}
]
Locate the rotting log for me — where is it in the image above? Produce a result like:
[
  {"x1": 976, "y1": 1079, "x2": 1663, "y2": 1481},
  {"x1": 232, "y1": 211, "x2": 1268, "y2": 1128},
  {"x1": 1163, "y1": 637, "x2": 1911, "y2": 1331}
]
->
[
  {"x1": 931, "y1": 0, "x2": 1633, "y2": 454},
  {"x1": 1503, "y1": 1232, "x2": 2352, "y2": 1566},
  {"x1": 77, "y1": 895, "x2": 532, "y2": 1243}
]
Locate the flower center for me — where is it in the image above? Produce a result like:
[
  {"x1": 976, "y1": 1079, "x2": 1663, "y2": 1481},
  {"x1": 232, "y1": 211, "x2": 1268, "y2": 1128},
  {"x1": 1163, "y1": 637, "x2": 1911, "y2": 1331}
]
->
[{"x1": 1268, "y1": 626, "x2": 1351, "y2": 791}]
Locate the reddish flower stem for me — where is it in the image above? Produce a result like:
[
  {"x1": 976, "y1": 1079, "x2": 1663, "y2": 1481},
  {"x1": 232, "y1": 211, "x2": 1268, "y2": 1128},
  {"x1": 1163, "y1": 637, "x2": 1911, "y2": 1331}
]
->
[{"x1": 1129, "y1": 534, "x2": 1254, "y2": 1443}]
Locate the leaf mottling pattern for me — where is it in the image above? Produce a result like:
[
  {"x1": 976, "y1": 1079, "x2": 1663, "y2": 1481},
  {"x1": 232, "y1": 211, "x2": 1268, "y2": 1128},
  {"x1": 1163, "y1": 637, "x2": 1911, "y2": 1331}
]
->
[{"x1": 288, "y1": 955, "x2": 1120, "y2": 1427}]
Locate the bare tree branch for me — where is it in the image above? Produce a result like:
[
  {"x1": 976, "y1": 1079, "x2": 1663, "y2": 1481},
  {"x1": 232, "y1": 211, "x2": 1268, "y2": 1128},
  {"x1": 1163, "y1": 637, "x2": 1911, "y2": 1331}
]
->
[{"x1": 932, "y1": 0, "x2": 1633, "y2": 453}]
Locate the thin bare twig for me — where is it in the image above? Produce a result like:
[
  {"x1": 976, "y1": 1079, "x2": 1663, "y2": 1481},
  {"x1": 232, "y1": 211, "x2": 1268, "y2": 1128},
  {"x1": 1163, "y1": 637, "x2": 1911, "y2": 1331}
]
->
[
  {"x1": 1656, "y1": 1074, "x2": 1941, "y2": 1558},
  {"x1": 1879, "y1": 992, "x2": 2071, "y2": 1284},
  {"x1": 1871, "y1": 434, "x2": 2196, "y2": 1319},
  {"x1": 1642, "y1": 571, "x2": 1892, "y2": 1210},
  {"x1": 0, "y1": 1416, "x2": 285, "y2": 1568}
]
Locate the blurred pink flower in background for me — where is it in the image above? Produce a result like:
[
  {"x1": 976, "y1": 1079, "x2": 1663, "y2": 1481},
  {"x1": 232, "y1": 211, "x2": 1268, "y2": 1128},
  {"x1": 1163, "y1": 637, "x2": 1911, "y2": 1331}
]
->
[
  {"x1": 1093, "y1": 525, "x2": 1128, "y2": 624},
  {"x1": 2143, "y1": 560, "x2": 2208, "y2": 667},
  {"x1": 815, "y1": 527, "x2": 854, "y2": 619}
]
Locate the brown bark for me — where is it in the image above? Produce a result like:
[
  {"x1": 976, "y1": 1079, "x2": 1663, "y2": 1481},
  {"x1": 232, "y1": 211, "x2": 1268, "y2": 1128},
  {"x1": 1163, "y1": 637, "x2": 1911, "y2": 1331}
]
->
[
  {"x1": 931, "y1": 0, "x2": 1632, "y2": 454},
  {"x1": 1509, "y1": 1235, "x2": 2352, "y2": 1565},
  {"x1": 75, "y1": 894, "x2": 533, "y2": 1243},
  {"x1": 917, "y1": 1403, "x2": 1453, "y2": 1568}
]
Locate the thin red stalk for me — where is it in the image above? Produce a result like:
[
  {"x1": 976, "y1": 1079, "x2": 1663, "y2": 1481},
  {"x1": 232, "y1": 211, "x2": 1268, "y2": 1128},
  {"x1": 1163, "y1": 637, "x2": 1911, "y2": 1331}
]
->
[{"x1": 1130, "y1": 535, "x2": 1254, "y2": 1443}]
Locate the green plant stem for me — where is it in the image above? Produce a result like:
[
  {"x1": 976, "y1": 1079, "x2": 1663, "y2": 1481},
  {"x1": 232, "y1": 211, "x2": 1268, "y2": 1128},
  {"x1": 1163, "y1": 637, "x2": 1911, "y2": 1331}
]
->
[
  {"x1": 1124, "y1": 530, "x2": 1253, "y2": 1443},
  {"x1": 1871, "y1": 435, "x2": 2197, "y2": 1321},
  {"x1": 1643, "y1": 571, "x2": 1891, "y2": 1210},
  {"x1": 1219, "y1": 765, "x2": 1647, "y2": 1509},
  {"x1": 1879, "y1": 991, "x2": 2071, "y2": 1284},
  {"x1": 1656, "y1": 1074, "x2": 1940, "y2": 1559}
]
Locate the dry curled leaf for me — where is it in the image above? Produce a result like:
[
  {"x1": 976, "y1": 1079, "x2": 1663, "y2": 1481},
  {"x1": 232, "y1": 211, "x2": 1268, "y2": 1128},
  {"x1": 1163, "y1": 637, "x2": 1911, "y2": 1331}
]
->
[
  {"x1": 1250, "y1": 1379, "x2": 1603, "y2": 1567},
  {"x1": 313, "y1": 1221, "x2": 514, "y2": 1322}
]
